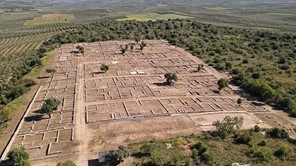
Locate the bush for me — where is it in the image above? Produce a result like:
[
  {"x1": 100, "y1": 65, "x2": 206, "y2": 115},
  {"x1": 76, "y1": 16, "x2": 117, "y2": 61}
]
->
[
  {"x1": 257, "y1": 140, "x2": 267, "y2": 146},
  {"x1": 100, "y1": 64, "x2": 110, "y2": 72},
  {"x1": 248, "y1": 147, "x2": 273, "y2": 161},
  {"x1": 8, "y1": 146, "x2": 30, "y2": 166},
  {"x1": 39, "y1": 97, "x2": 60, "y2": 118},
  {"x1": 109, "y1": 146, "x2": 129, "y2": 164},
  {"x1": 254, "y1": 125, "x2": 260, "y2": 132},
  {"x1": 274, "y1": 147, "x2": 289, "y2": 159},
  {"x1": 234, "y1": 133, "x2": 252, "y2": 145},
  {"x1": 57, "y1": 160, "x2": 76, "y2": 166},
  {"x1": 192, "y1": 142, "x2": 213, "y2": 164},
  {"x1": 267, "y1": 128, "x2": 289, "y2": 139}
]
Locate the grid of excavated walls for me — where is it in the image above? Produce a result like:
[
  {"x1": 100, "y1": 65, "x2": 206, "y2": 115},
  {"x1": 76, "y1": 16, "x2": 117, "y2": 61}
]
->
[
  {"x1": 83, "y1": 40, "x2": 267, "y2": 123},
  {"x1": 10, "y1": 45, "x2": 78, "y2": 160}
]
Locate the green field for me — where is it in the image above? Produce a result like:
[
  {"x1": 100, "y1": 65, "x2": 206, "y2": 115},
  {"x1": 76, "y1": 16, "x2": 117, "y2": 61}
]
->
[
  {"x1": 24, "y1": 14, "x2": 75, "y2": 26},
  {"x1": 117, "y1": 13, "x2": 191, "y2": 21}
]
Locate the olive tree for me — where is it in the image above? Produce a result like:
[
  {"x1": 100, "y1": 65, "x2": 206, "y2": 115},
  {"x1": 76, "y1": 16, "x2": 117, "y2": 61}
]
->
[
  {"x1": 39, "y1": 97, "x2": 60, "y2": 118},
  {"x1": 8, "y1": 146, "x2": 30, "y2": 166},
  {"x1": 164, "y1": 73, "x2": 178, "y2": 85},
  {"x1": 140, "y1": 41, "x2": 147, "y2": 51},
  {"x1": 217, "y1": 78, "x2": 229, "y2": 92},
  {"x1": 108, "y1": 146, "x2": 129, "y2": 164},
  {"x1": 213, "y1": 116, "x2": 244, "y2": 138},
  {"x1": 100, "y1": 64, "x2": 110, "y2": 73},
  {"x1": 237, "y1": 98, "x2": 242, "y2": 106}
]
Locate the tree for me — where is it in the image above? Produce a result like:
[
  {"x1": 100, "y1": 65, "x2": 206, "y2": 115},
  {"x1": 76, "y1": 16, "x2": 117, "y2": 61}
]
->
[
  {"x1": 130, "y1": 44, "x2": 134, "y2": 50},
  {"x1": 237, "y1": 98, "x2": 242, "y2": 106},
  {"x1": 56, "y1": 160, "x2": 76, "y2": 166},
  {"x1": 135, "y1": 36, "x2": 141, "y2": 43},
  {"x1": 140, "y1": 41, "x2": 147, "y2": 51},
  {"x1": 100, "y1": 64, "x2": 109, "y2": 73},
  {"x1": 254, "y1": 125, "x2": 260, "y2": 132},
  {"x1": 8, "y1": 146, "x2": 30, "y2": 166},
  {"x1": 197, "y1": 64, "x2": 204, "y2": 72},
  {"x1": 266, "y1": 128, "x2": 289, "y2": 139},
  {"x1": 39, "y1": 97, "x2": 60, "y2": 118},
  {"x1": 108, "y1": 146, "x2": 129, "y2": 164},
  {"x1": 213, "y1": 116, "x2": 244, "y2": 136},
  {"x1": 217, "y1": 78, "x2": 229, "y2": 92},
  {"x1": 76, "y1": 45, "x2": 84, "y2": 54},
  {"x1": 45, "y1": 68, "x2": 56, "y2": 74},
  {"x1": 120, "y1": 46, "x2": 126, "y2": 54},
  {"x1": 164, "y1": 72, "x2": 178, "y2": 85},
  {"x1": 274, "y1": 147, "x2": 289, "y2": 159}
]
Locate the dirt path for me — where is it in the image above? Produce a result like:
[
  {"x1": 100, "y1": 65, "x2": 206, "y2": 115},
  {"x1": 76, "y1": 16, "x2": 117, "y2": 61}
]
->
[{"x1": 75, "y1": 57, "x2": 91, "y2": 165}]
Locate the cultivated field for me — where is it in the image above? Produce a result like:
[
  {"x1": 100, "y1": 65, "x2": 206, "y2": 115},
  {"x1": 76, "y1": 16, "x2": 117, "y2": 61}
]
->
[
  {"x1": 1, "y1": 40, "x2": 296, "y2": 165},
  {"x1": 25, "y1": 14, "x2": 75, "y2": 26},
  {"x1": 117, "y1": 13, "x2": 191, "y2": 21}
]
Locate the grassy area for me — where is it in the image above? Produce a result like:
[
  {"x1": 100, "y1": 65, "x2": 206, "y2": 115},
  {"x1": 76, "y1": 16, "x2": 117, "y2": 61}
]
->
[
  {"x1": 24, "y1": 14, "x2": 75, "y2": 26},
  {"x1": 128, "y1": 130, "x2": 296, "y2": 166},
  {"x1": 22, "y1": 51, "x2": 55, "y2": 83},
  {"x1": 116, "y1": 12, "x2": 191, "y2": 21}
]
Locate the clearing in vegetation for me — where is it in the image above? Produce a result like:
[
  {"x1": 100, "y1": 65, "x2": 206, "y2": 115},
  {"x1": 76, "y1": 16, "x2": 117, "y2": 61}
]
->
[
  {"x1": 116, "y1": 12, "x2": 191, "y2": 21},
  {"x1": 24, "y1": 14, "x2": 75, "y2": 26}
]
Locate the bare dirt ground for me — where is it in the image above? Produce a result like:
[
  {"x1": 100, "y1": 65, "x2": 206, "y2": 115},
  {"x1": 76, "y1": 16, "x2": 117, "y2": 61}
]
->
[{"x1": 1, "y1": 40, "x2": 296, "y2": 166}]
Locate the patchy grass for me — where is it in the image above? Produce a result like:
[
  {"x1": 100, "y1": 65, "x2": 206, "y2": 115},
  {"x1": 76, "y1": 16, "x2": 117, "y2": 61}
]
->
[
  {"x1": 116, "y1": 12, "x2": 191, "y2": 21},
  {"x1": 22, "y1": 51, "x2": 55, "y2": 83},
  {"x1": 24, "y1": 14, "x2": 75, "y2": 26},
  {"x1": 128, "y1": 131, "x2": 296, "y2": 166}
]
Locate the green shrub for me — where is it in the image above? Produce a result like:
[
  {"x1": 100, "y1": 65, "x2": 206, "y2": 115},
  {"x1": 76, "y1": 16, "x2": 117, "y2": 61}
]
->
[
  {"x1": 8, "y1": 146, "x2": 30, "y2": 166},
  {"x1": 57, "y1": 160, "x2": 76, "y2": 166},
  {"x1": 274, "y1": 147, "x2": 289, "y2": 159}
]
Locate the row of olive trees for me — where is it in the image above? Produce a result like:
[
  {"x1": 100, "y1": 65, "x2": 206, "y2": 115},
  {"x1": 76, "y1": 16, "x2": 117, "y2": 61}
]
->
[{"x1": 120, "y1": 41, "x2": 147, "y2": 54}]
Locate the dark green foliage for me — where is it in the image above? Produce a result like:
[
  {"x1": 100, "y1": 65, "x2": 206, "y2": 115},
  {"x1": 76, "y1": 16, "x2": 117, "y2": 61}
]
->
[
  {"x1": 108, "y1": 146, "x2": 129, "y2": 164},
  {"x1": 243, "y1": 79, "x2": 276, "y2": 102},
  {"x1": 192, "y1": 142, "x2": 213, "y2": 164},
  {"x1": 39, "y1": 97, "x2": 60, "y2": 118},
  {"x1": 140, "y1": 41, "x2": 147, "y2": 51},
  {"x1": 46, "y1": 68, "x2": 57, "y2": 73},
  {"x1": 8, "y1": 146, "x2": 30, "y2": 166},
  {"x1": 234, "y1": 133, "x2": 252, "y2": 145},
  {"x1": 267, "y1": 128, "x2": 289, "y2": 139},
  {"x1": 120, "y1": 46, "x2": 126, "y2": 54},
  {"x1": 274, "y1": 147, "x2": 289, "y2": 159},
  {"x1": 56, "y1": 160, "x2": 76, "y2": 166},
  {"x1": 258, "y1": 140, "x2": 267, "y2": 146},
  {"x1": 164, "y1": 72, "x2": 178, "y2": 85},
  {"x1": 237, "y1": 98, "x2": 242, "y2": 106},
  {"x1": 217, "y1": 78, "x2": 229, "y2": 92},
  {"x1": 248, "y1": 147, "x2": 273, "y2": 161},
  {"x1": 254, "y1": 125, "x2": 260, "y2": 132},
  {"x1": 197, "y1": 64, "x2": 204, "y2": 72},
  {"x1": 100, "y1": 64, "x2": 110, "y2": 72},
  {"x1": 76, "y1": 45, "x2": 85, "y2": 54}
]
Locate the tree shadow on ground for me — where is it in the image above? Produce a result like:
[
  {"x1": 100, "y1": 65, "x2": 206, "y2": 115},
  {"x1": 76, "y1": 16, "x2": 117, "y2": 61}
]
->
[
  {"x1": 153, "y1": 82, "x2": 171, "y2": 86},
  {"x1": 93, "y1": 71, "x2": 105, "y2": 74},
  {"x1": 251, "y1": 101, "x2": 265, "y2": 106},
  {"x1": 24, "y1": 114, "x2": 44, "y2": 122}
]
